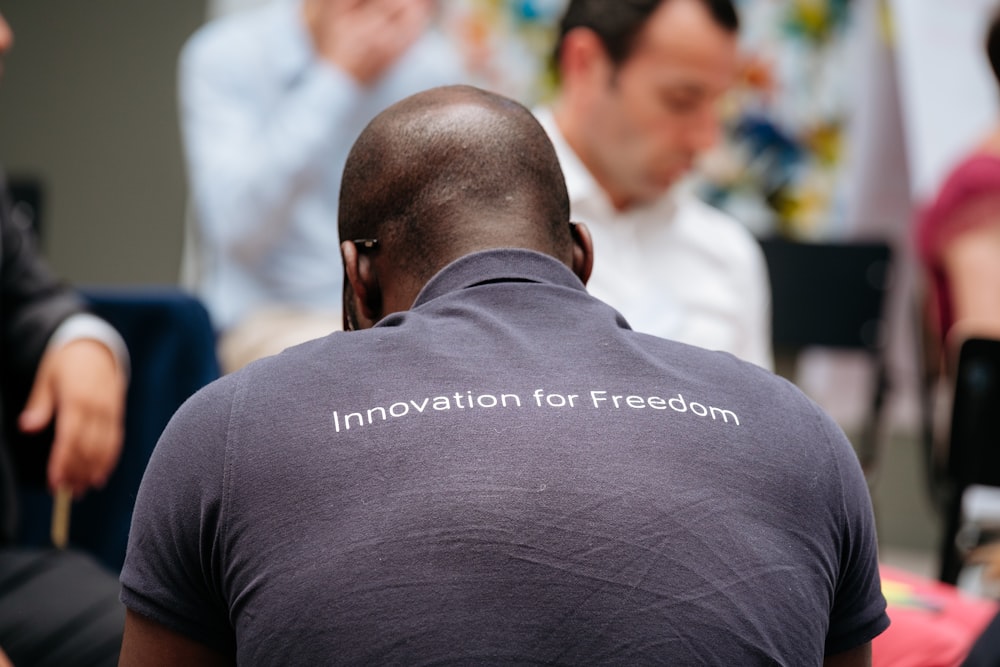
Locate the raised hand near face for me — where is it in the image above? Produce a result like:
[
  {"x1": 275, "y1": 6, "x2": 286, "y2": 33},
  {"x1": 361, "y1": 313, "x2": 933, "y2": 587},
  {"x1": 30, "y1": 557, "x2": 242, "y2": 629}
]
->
[{"x1": 305, "y1": 0, "x2": 434, "y2": 85}]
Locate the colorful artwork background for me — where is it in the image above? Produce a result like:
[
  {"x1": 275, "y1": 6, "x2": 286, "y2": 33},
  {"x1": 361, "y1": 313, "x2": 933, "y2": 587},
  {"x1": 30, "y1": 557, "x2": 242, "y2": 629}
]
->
[
  {"x1": 697, "y1": 0, "x2": 857, "y2": 239},
  {"x1": 441, "y1": 0, "x2": 861, "y2": 240}
]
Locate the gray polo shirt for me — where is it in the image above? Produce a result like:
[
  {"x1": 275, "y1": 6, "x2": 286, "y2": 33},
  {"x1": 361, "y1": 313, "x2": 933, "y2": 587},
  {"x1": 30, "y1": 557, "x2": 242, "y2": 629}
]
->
[{"x1": 121, "y1": 248, "x2": 888, "y2": 665}]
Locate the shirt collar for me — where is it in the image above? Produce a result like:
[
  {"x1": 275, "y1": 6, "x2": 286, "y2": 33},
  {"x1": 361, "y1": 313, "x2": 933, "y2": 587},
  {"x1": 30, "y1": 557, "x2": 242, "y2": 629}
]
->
[
  {"x1": 411, "y1": 248, "x2": 587, "y2": 309},
  {"x1": 534, "y1": 107, "x2": 680, "y2": 221},
  {"x1": 534, "y1": 108, "x2": 607, "y2": 210}
]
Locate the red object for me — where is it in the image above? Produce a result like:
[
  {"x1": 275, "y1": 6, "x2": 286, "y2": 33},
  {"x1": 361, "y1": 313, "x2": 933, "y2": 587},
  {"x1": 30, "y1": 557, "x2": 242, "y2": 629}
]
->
[{"x1": 873, "y1": 565, "x2": 999, "y2": 667}]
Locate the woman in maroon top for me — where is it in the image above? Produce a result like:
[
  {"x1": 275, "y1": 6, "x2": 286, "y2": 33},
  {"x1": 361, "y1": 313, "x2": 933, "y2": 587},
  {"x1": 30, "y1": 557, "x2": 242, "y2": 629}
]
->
[{"x1": 916, "y1": 8, "x2": 1000, "y2": 370}]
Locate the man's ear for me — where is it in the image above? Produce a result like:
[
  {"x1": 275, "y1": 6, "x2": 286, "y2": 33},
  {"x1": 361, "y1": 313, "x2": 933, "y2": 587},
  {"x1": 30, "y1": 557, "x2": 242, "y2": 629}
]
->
[
  {"x1": 570, "y1": 222, "x2": 594, "y2": 286},
  {"x1": 340, "y1": 240, "x2": 381, "y2": 329},
  {"x1": 559, "y1": 27, "x2": 612, "y2": 88}
]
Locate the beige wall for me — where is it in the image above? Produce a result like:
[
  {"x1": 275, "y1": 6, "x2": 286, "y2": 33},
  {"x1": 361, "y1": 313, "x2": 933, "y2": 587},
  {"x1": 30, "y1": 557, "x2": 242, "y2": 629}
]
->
[{"x1": 0, "y1": 0, "x2": 205, "y2": 285}]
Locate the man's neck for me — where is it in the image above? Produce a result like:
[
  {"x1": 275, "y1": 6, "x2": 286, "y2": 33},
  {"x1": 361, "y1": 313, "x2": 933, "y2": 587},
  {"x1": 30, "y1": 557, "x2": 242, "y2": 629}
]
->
[{"x1": 551, "y1": 102, "x2": 637, "y2": 213}]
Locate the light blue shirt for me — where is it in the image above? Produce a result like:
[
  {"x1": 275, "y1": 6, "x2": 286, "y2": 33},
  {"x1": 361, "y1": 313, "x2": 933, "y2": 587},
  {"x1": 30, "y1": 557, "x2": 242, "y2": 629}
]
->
[{"x1": 179, "y1": 0, "x2": 471, "y2": 330}]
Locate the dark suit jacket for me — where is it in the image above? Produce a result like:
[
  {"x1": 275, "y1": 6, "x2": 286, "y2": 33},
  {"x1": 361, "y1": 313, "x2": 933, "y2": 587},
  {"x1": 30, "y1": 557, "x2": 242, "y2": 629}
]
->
[{"x1": 0, "y1": 175, "x2": 82, "y2": 543}]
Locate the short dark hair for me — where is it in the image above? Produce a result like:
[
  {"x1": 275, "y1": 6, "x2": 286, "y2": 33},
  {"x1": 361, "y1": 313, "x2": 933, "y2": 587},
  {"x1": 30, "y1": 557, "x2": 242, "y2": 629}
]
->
[
  {"x1": 988, "y1": 6, "x2": 1000, "y2": 84},
  {"x1": 553, "y1": 0, "x2": 739, "y2": 69},
  {"x1": 339, "y1": 86, "x2": 572, "y2": 285}
]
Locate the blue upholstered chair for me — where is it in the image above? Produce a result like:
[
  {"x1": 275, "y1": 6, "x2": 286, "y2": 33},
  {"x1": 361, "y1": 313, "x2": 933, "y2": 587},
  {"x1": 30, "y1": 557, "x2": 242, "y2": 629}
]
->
[{"x1": 16, "y1": 287, "x2": 220, "y2": 572}]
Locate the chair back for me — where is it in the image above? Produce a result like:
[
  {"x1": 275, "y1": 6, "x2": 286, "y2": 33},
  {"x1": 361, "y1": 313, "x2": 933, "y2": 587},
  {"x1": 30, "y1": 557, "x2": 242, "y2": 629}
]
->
[
  {"x1": 948, "y1": 337, "x2": 1000, "y2": 488},
  {"x1": 759, "y1": 238, "x2": 893, "y2": 476},
  {"x1": 759, "y1": 238, "x2": 892, "y2": 353},
  {"x1": 937, "y1": 337, "x2": 1000, "y2": 583}
]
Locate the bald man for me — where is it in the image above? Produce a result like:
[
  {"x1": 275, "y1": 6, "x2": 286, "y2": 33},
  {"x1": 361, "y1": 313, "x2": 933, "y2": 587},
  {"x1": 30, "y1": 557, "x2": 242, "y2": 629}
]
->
[{"x1": 119, "y1": 85, "x2": 887, "y2": 665}]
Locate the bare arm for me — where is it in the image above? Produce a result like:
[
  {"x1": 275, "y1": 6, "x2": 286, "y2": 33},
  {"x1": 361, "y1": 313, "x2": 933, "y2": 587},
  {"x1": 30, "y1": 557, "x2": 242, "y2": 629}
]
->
[
  {"x1": 942, "y1": 221, "x2": 1000, "y2": 352},
  {"x1": 824, "y1": 642, "x2": 871, "y2": 667},
  {"x1": 119, "y1": 610, "x2": 234, "y2": 667}
]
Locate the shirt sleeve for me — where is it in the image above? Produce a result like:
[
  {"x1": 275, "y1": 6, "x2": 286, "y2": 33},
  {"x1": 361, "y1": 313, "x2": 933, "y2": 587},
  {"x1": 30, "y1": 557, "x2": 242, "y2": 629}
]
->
[
  {"x1": 819, "y1": 406, "x2": 891, "y2": 655},
  {"x1": 0, "y1": 180, "x2": 87, "y2": 422},
  {"x1": 45, "y1": 313, "x2": 130, "y2": 378},
  {"x1": 177, "y1": 16, "x2": 366, "y2": 266},
  {"x1": 119, "y1": 375, "x2": 238, "y2": 654}
]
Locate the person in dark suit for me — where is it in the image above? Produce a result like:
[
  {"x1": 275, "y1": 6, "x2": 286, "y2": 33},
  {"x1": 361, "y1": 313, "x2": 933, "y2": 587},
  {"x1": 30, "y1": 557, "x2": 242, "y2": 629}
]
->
[{"x1": 0, "y1": 9, "x2": 129, "y2": 666}]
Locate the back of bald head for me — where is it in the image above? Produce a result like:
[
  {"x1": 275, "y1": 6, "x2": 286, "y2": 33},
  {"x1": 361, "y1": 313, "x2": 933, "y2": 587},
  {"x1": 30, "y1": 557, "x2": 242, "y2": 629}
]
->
[{"x1": 339, "y1": 85, "x2": 572, "y2": 286}]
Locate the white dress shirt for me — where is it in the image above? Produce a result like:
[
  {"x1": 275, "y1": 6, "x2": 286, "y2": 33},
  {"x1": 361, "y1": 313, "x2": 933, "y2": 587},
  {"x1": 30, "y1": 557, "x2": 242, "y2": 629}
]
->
[{"x1": 536, "y1": 108, "x2": 773, "y2": 370}]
